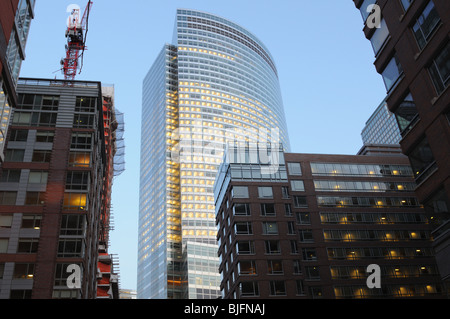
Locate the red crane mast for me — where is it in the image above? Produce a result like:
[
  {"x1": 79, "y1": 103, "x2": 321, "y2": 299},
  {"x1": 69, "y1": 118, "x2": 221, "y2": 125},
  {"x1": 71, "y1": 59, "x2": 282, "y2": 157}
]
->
[{"x1": 61, "y1": 1, "x2": 93, "y2": 82}]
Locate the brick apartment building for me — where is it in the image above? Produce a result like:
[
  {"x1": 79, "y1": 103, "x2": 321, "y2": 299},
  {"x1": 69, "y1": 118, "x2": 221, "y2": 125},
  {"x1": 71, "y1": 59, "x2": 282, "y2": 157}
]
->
[
  {"x1": 0, "y1": 78, "x2": 120, "y2": 299},
  {"x1": 354, "y1": 0, "x2": 450, "y2": 289},
  {"x1": 214, "y1": 144, "x2": 445, "y2": 298}
]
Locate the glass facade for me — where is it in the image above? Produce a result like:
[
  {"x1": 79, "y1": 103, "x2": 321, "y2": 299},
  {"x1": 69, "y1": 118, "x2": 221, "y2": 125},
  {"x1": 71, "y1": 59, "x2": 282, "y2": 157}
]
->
[
  {"x1": 139, "y1": 9, "x2": 290, "y2": 299},
  {"x1": 361, "y1": 99, "x2": 401, "y2": 145}
]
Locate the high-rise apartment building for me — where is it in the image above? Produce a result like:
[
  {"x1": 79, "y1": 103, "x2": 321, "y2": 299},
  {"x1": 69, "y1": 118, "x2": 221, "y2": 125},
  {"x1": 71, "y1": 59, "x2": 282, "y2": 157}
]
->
[
  {"x1": 215, "y1": 144, "x2": 445, "y2": 298},
  {"x1": 354, "y1": 0, "x2": 450, "y2": 292},
  {"x1": 0, "y1": 0, "x2": 35, "y2": 161},
  {"x1": 139, "y1": 9, "x2": 290, "y2": 299},
  {"x1": 0, "y1": 78, "x2": 120, "y2": 299}
]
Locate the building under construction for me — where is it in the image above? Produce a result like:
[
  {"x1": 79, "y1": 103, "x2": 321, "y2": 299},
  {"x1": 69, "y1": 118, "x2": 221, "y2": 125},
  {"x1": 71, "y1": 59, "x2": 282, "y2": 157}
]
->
[{"x1": 0, "y1": 78, "x2": 124, "y2": 299}]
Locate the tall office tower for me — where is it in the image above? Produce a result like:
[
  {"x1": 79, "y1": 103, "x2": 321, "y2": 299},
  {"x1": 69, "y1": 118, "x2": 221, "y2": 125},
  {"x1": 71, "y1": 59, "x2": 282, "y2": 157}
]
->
[
  {"x1": 215, "y1": 145, "x2": 445, "y2": 298},
  {"x1": 354, "y1": 0, "x2": 450, "y2": 293},
  {"x1": 139, "y1": 9, "x2": 290, "y2": 299},
  {"x1": 361, "y1": 97, "x2": 401, "y2": 145},
  {"x1": 0, "y1": 0, "x2": 35, "y2": 161},
  {"x1": 0, "y1": 78, "x2": 120, "y2": 299}
]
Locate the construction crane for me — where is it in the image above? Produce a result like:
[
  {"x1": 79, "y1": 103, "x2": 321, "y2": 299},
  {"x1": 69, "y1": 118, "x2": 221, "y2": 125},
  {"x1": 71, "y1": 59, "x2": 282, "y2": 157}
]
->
[{"x1": 61, "y1": 1, "x2": 93, "y2": 82}]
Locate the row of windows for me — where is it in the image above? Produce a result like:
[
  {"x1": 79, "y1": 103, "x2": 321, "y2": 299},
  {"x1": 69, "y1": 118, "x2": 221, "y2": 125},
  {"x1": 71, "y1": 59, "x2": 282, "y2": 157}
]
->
[
  {"x1": 17, "y1": 95, "x2": 97, "y2": 112},
  {"x1": 317, "y1": 196, "x2": 420, "y2": 208},
  {"x1": 0, "y1": 191, "x2": 87, "y2": 210},
  {"x1": 334, "y1": 283, "x2": 442, "y2": 298},
  {"x1": 310, "y1": 162, "x2": 413, "y2": 177},
  {"x1": 323, "y1": 229, "x2": 430, "y2": 242},
  {"x1": 314, "y1": 180, "x2": 416, "y2": 192},
  {"x1": 231, "y1": 280, "x2": 307, "y2": 298},
  {"x1": 0, "y1": 237, "x2": 84, "y2": 258},
  {"x1": 231, "y1": 278, "x2": 441, "y2": 299},
  {"x1": 4, "y1": 149, "x2": 90, "y2": 166},
  {"x1": 10, "y1": 129, "x2": 55, "y2": 143}
]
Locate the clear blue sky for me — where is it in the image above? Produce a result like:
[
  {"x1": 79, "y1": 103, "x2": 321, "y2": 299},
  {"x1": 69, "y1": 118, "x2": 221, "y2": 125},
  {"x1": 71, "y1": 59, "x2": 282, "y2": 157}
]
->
[{"x1": 20, "y1": 0, "x2": 387, "y2": 291}]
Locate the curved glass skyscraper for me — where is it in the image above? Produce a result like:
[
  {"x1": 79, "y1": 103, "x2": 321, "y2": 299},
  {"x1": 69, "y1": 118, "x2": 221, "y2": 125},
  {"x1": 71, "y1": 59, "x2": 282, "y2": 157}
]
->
[{"x1": 138, "y1": 9, "x2": 290, "y2": 299}]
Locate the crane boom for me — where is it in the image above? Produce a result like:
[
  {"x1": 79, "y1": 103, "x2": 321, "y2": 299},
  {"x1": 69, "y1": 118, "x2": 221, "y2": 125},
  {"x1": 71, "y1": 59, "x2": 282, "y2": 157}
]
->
[{"x1": 61, "y1": 1, "x2": 93, "y2": 82}]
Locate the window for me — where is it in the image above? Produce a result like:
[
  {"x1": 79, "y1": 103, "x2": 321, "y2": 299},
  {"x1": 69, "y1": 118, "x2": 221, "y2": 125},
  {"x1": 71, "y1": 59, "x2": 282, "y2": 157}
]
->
[
  {"x1": 306, "y1": 266, "x2": 320, "y2": 280},
  {"x1": 401, "y1": 0, "x2": 413, "y2": 11},
  {"x1": 1, "y1": 170, "x2": 21, "y2": 182},
  {"x1": 0, "y1": 191, "x2": 17, "y2": 205},
  {"x1": 262, "y1": 222, "x2": 278, "y2": 235},
  {"x1": 21, "y1": 215, "x2": 42, "y2": 229},
  {"x1": 0, "y1": 263, "x2": 4, "y2": 279},
  {"x1": 293, "y1": 260, "x2": 302, "y2": 274},
  {"x1": 10, "y1": 290, "x2": 32, "y2": 299},
  {"x1": 60, "y1": 215, "x2": 85, "y2": 236},
  {"x1": 231, "y1": 186, "x2": 249, "y2": 198},
  {"x1": 412, "y1": 1, "x2": 440, "y2": 50},
  {"x1": 0, "y1": 215, "x2": 13, "y2": 228},
  {"x1": 71, "y1": 133, "x2": 92, "y2": 150},
  {"x1": 287, "y1": 222, "x2": 296, "y2": 234},
  {"x1": 370, "y1": 19, "x2": 390, "y2": 54},
  {"x1": 54, "y1": 263, "x2": 82, "y2": 286},
  {"x1": 31, "y1": 150, "x2": 51, "y2": 163},
  {"x1": 233, "y1": 203, "x2": 250, "y2": 216},
  {"x1": 302, "y1": 248, "x2": 318, "y2": 261},
  {"x1": 66, "y1": 172, "x2": 89, "y2": 190},
  {"x1": 9, "y1": 129, "x2": 28, "y2": 142},
  {"x1": 287, "y1": 162, "x2": 302, "y2": 175},
  {"x1": 408, "y1": 137, "x2": 436, "y2": 182},
  {"x1": 296, "y1": 280, "x2": 305, "y2": 295},
  {"x1": 236, "y1": 241, "x2": 255, "y2": 254},
  {"x1": 240, "y1": 281, "x2": 259, "y2": 297},
  {"x1": 63, "y1": 193, "x2": 87, "y2": 210},
  {"x1": 11, "y1": 112, "x2": 31, "y2": 125},
  {"x1": 284, "y1": 203, "x2": 292, "y2": 216},
  {"x1": 429, "y1": 42, "x2": 450, "y2": 95},
  {"x1": 234, "y1": 222, "x2": 252, "y2": 235},
  {"x1": 52, "y1": 289, "x2": 79, "y2": 299},
  {"x1": 0, "y1": 239, "x2": 8, "y2": 253},
  {"x1": 13, "y1": 263, "x2": 34, "y2": 279},
  {"x1": 57, "y1": 238, "x2": 84, "y2": 258},
  {"x1": 73, "y1": 113, "x2": 94, "y2": 128},
  {"x1": 269, "y1": 281, "x2": 286, "y2": 296},
  {"x1": 261, "y1": 203, "x2": 276, "y2": 216},
  {"x1": 35, "y1": 131, "x2": 54, "y2": 143},
  {"x1": 258, "y1": 186, "x2": 273, "y2": 198},
  {"x1": 5, "y1": 149, "x2": 25, "y2": 162},
  {"x1": 267, "y1": 260, "x2": 283, "y2": 274},
  {"x1": 281, "y1": 186, "x2": 290, "y2": 198},
  {"x1": 17, "y1": 239, "x2": 39, "y2": 253},
  {"x1": 238, "y1": 260, "x2": 257, "y2": 275},
  {"x1": 293, "y1": 196, "x2": 308, "y2": 208},
  {"x1": 264, "y1": 240, "x2": 280, "y2": 254},
  {"x1": 25, "y1": 192, "x2": 45, "y2": 205},
  {"x1": 395, "y1": 92, "x2": 419, "y2": 135},
  {"x1": 382, "y1": 54, "x2": 403, "y2": 91},
  {"x1": 28, "y1": 171, "x2": 48, "y2": 184},
  {"x1": 299, "y1": 229, "x2": 314, "y2": 243},
  {"x1": 291, "y1": 180, "x2": 305, "y2": 191},
  {"x1": 75, "y1": 97, "x2": 96, "y2": 112},
  {"x1": 290, "y1": 240, "x2": 299, "y2": 254},
  {"x1": 68, "y1": 152, "x2": 91, "y2": 167},
  {"x1": 295, "y1": 212, "x2": 311, "y2": 225}
]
